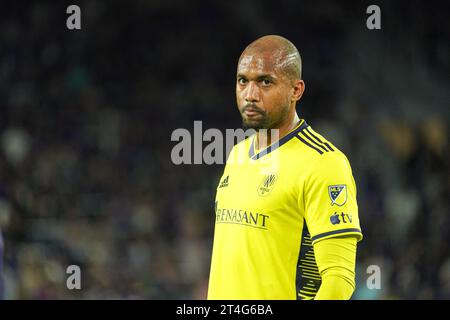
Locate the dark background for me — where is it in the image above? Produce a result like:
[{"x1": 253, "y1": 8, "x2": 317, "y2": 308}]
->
[{"x1": 0, "y1": 0, "x2": 448, "y2": 299}]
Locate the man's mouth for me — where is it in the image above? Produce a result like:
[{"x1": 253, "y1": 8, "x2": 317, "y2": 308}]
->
[{"x1": 243, "y1": 106, "x2": 264, "y2": 118}]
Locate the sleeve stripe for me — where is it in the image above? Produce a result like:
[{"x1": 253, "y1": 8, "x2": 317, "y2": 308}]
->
[
  {"x1": 299, "y1": 129, "x2": 330, "y2": 153},
  {"x1": 295, "y1": 134, "x2": 324, "y2": 155},
  {"x1": 305, "y1": 127, "x2": 335, "y2": 152},
  {"x1": 311, "y1": 228, "x2": 362, "y2": 242}
]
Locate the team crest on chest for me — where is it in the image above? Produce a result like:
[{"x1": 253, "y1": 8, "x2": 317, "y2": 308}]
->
[
  {"x1": 328, "y1": 185, "x2": 347, "y2": 206},
  {"x1": 257, "y1": 173, "x2": 278, "y2": 197}
]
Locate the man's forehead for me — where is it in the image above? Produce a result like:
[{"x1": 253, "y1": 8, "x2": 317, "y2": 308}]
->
[{"x1": 237, "y1": 50, "x2": 285, "y2": 75}]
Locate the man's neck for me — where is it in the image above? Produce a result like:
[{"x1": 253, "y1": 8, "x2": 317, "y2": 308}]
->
[{"x1": 255, "y1": 113, "x2": 301, "y2": 151}]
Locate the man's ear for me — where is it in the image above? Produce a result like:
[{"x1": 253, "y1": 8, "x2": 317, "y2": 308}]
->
[{"x1": 292, "y1": 80, "x2": 305, "y2": 102}]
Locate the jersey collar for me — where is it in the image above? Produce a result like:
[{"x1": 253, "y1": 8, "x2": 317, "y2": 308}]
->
[{"x1": 249, "y1": 119, "x2": 308, "y2": 160}]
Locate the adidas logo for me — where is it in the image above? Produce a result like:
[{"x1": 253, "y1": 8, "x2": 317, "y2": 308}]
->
[{"x1": 219, "y1": 175, "x2": 229, "y2": 188}]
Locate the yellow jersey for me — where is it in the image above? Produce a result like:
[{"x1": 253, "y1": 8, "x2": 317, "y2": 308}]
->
[{"x1": 207, "y1": 119, "x2": 363, "y2": 300}]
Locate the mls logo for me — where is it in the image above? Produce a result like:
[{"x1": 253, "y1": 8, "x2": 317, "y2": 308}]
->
[
  {"x1": 328, "y1": 185, "x2": 347, "y2": 206},
  {"x1": 258, "y1": 173, "x2": 277, "y2": 197}
]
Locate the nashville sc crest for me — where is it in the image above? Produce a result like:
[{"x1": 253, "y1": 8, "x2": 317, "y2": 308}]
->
[{"x1": 257, "y1": 173, "x2": 278, "y2": 197}]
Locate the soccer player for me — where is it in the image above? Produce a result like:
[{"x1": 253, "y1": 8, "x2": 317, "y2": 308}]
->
[{"x1": 207, "y1": 35, "x2": 363, "y2": 300}]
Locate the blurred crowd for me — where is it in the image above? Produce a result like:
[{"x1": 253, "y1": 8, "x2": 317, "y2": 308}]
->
[{"x1": 0, "y1": 1, "x2": 448, "y2": 299}]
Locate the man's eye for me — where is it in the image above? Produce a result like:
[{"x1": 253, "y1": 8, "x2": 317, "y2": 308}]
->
[
  {"x1": 262, "y1": 79, "x2": 271, "y2": 86},
  {"x1": 238, "y1": 78, "x2": 247, "y2": 85}
]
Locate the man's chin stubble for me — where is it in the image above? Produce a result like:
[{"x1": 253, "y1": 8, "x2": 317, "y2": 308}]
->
[{"x1": 242, "y1": 120, "x2": 266, "y2": 130}]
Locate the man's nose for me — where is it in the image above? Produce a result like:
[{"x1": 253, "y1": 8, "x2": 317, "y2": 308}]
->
[{"x1": 244, "y1": 82, "x2": 260, "y2": 102}]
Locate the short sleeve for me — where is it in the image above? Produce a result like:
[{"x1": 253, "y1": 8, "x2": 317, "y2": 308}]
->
[{"x1": 302, "y1": 152, "x2": 363, "y2": 245}]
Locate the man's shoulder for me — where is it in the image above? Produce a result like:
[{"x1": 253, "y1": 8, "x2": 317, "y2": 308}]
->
[{"x1": 288, "y1": 123, "x2": 351, "y2": 168}]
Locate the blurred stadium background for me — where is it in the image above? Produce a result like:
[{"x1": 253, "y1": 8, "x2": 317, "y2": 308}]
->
[{"x1": 0, "y1": 0, "x2": 448, "y2": 299}]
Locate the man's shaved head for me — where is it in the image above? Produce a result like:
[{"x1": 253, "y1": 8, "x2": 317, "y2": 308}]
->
[
  {"x1": 239, "y1": 35, "x2": 302, "y2": 82},
  {"x1": 236, "y1": 35, "x2": 305, "y2": 132}
]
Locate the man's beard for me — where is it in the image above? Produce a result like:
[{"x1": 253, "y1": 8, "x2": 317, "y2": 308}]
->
[
  {"x1": 241, "y1": 103, "x2": 268, "y2": 130},
  {"x1": 240, "y1": 103, "x2": 289, "y2": 131},
  {"x1": 242, "y1": 116, "x2": 269, "y2": 130}
]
